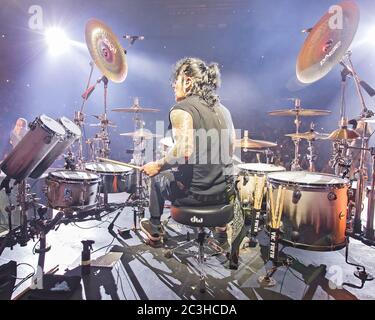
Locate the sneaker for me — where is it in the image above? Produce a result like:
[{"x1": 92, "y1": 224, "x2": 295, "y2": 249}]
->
[{"x1": 140, "y1": 218, "x2": 165, "y2": 242}]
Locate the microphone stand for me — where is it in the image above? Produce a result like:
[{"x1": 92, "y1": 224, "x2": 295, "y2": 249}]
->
[{"x1": 342, "y1": 52, "x2": 374, "y2": 236}]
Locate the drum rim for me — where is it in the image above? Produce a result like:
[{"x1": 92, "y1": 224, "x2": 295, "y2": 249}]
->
[
  {"x1": 237, "y1": 163, "x2": 286, "y2": 173},
  {"x1": 267, "y1": 171, "x2": 350, "y2": 187},
  {"x1": 59, "y1": 116, "x2": 82, "y2": 137},
  {"x1": 47, "y1": 169, "x2": 101, "y2": 182},
  {"x1": 38, "y1": 114, "x2": 66, "y2": 136}
]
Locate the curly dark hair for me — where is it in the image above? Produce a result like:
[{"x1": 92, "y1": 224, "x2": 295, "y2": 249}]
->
[{"x1": 172, "y1": 57, "x2": 221, "y2": 108}]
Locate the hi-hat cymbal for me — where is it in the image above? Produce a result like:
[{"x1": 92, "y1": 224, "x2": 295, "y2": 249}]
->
[
  {"x1": 112, "y1": 106, "x2": 160, "y2": 113},
  {"x1": 268, "y1": 108, "x2": 331, "y2": 116},
  {"x1": 120, "y1": 130, "x2": 162, "y2": 139},
  {"x1": 234, "y1": 138, "x2": 277, "y2": 149},
  {"x1": 296, "y1": 0, "x2": 360, "y2": 84},
  {"x1": 285, "y1": 131, "x2": 329, "y2": 140},
  {"x1": 85, "y1": 18, "x2": 128, "y2": 83},
  {"x1": 326, "y1": 128, "x2": 360, "y2": 140}
]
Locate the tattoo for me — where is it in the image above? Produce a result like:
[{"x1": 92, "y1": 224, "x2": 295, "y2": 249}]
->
[{"x1": 158, "y1": 109, "x2": 194, "y2": 169}]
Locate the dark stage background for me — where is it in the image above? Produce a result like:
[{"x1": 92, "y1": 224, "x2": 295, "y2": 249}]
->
[{"x1": 0, "y1": 0, "x2": 374, "y2": 169}]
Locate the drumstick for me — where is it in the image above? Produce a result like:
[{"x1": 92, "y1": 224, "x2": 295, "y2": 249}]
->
[
  {"x1": 97, "y1": 157, "x2": 142, "y2": 170},
  {"x1": 276, "y1": 187, "x2": 285, "y2": 228},
  {"x1": 268, "y1": 185, "x2": 275, "y2": 227}
]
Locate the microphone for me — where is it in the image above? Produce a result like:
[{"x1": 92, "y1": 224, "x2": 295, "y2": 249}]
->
[
  {"x1": 81, "y1": 84, "x2": 96, "y2": 100},
  {"x1": 123, "y1": 34, "x2": 145, "y2": 45}
]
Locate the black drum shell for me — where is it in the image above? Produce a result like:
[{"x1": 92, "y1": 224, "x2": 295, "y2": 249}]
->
[
  {"x1": 0, "y1": 116, "x2": 65, "y2": 181},
  {"x1": 29, "y1": 117, "x2": 81, "y2": 179}
]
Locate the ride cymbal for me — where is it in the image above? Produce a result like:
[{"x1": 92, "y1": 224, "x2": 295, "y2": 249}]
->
[
  {"x1": 112, "y1": 107, "x2": 160, "y2": 113},
  {"x1": 285, "y1": 131, "x2": 329, "y2": 140},
  {"x1": 296, "y1": 0, "x2": 360, "y2": 84},
  {"x1": 120, "y1": 130, "x2": 162, "y2": 139},
  {"x1": 85, "y1": 18, "x2": 128, "y2": 83},
  {"x1": 268, "y1": 108, "x2": 331, "y2": 116},
  {"x1": 234, "y1": 138, "x2": 277, "y2": 149}
]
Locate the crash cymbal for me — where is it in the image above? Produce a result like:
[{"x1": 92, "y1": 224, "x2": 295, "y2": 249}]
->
[
  {"x1": 85, "y1": 18, "x2": 127, "y2": 83},
  {"x1": 296, "y1": 0, "x2": 360, "y2": 84},
  {"x1": 285, "y1": 131, "x2": 329, "y2": 140},
  {"x1": 120, "y1": 130, "x2": 162, "y2": 139},
  {"x1": 326, "y1": 128, "x2": 360, "y2": 140},
  {"x1": 234, "y1": 138, "x2": 277, "y2": 149},
  {"x1": 268, "y1": 108, "x2": 331, "y2": 116},
  {"x1": 112, "y1": 106, "x2": 160, "y2": 113}
]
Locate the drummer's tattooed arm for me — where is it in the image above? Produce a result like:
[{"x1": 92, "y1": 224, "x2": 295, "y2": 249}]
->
[
  {"x1": 142, "y1": 109, "x2": 193, "y2": 177},
  {"x1": 157, "y1": 109, "x2": 194, "y2": 170}
]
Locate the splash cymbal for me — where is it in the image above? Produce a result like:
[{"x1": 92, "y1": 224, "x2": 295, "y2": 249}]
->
[
  {"x1": 296, "y1": 0, "x2": 360, "y2": 84},
  {"x1": 85, "y1": 18, "x2": 128, "y2": 83},
  {"x1": 326, "y1": 128, "x2": 360, "y2": 140}
]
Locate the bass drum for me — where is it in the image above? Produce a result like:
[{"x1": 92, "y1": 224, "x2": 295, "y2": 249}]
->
[
  {"x1": 30, "y1": 117, "x2": 81, "y2": 179},
  {"x1": 85, "y1": 162, "x2": 132, "y2": 193},
  {"x1": 0, "y1": 115, "x2": 66, "y2": 182},
  {"x1": 236, "y1": 163, "x2": 286, "y2": 206},
  {"x1": 267, "y1": 171, "x2": 350, "y2": 251},
  {"x1": 45, "y1": 170, "x2": 100, "y2": 211}
]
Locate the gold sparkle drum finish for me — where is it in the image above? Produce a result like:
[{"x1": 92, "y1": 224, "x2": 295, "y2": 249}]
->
[
  {"x1": 45, "y1": 170, "x2": 101, "y2": 211},
  {"x1": 236, "y1": 163, "x2": 286, "y2": 206},
  {"x1": 267, "y1": 171, "x2": 350, "y2": 251}
]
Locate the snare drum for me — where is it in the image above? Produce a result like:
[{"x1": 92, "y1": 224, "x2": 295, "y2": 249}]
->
[
  {"x1": 85, "y1": 162, "x2": 132, "y2": 193},
  {"x1": 45, "y1": 170, "x2": 101, "y2": 210},
  {"x1": 1, "y1": 115, "x2": 66, "y2": 181},
  {"x1": 236, "y1": 163, "x2": 286, "y2": 205},
  {"x1": 30, "y1": 117, "x2": 81, "y2": 179},
  {"x1": 267, "y1": 171, "x2": 350, "y2": 251}
]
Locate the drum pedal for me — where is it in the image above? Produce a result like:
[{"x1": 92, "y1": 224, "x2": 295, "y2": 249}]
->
[{"x1": 117, "y1": 228, "x2": 131, "y2": 240}]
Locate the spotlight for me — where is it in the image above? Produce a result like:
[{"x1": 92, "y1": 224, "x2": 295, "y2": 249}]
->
[{"x1": 45, "y1": 27, "x2": 70, "y2": 55}]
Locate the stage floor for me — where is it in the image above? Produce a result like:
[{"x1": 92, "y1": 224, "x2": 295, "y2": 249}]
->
[{"x1": 1, "y1": 193, "x2": 374, "y2": 300}]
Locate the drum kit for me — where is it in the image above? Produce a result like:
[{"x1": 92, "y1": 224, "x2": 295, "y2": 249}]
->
[
  {"x1": 0, "y1": 0, "x2": 374, "y2": 290},
  {"x1": 0, "y1": 19, "x2": 159, "y2": 258}
]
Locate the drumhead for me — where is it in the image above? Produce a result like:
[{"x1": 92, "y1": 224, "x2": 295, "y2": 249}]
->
[
  {"x1": 85, "y1": 162, "x2": 132, "y2": 174},
  {"x1": 268, "y1": 171, "x2": 349, "y2": 186},
  {"x1": 237, "y1": 163, "x2": 286, "y2": 173},
  {"x1": 40, "y1": 114, "x2": 66, "y2": 136},
  {"x1": 49, "y1": 170, "x2": 100, "y2": 181},
  {"x1": 60, "y1": 116, "x2": 81, "y2": 137}
]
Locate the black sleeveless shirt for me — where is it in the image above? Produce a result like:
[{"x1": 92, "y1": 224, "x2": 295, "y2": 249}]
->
[{"x1": 169, "y1": 95, "x2": 233, "y2": 197}]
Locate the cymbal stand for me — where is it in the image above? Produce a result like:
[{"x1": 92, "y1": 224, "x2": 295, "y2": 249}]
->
[
  {"x1": 306, "y1": 123, "x2": 316, "y2": 172},
  {"x1": 95, "y1": 76, "x2": 111, "y2": 159},
  {"x1": 75, "y1": 61, "x2": 95, "y2": 169},
  {"x1": 343, "y1": 52, "x2": 374, "y2": 235},
  {"x1": 291, "y1": 98, "x2": 302, "y2": 171}
]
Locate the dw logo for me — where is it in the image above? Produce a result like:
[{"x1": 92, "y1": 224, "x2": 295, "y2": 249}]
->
[{"x1": 190, "y1": 216, "x2": 203, "y2": 224}]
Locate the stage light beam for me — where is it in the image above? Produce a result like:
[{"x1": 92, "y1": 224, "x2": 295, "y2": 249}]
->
[{"x1": 45, "y1": 27, "x2": 70, "y2": 55}]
